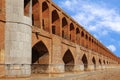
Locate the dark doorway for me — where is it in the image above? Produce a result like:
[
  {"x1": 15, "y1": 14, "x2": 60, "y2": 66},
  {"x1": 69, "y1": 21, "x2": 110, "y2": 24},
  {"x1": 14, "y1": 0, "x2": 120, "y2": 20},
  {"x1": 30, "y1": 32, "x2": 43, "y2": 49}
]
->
[
  {"x1": 42, "y1": 1, "x2": 50, "y2": 32},
  {"x1": 52, "y1": 10, "x2": 60, "y2": 36},
  {"x1": 62, "y1": 17, "x2": 68, "y2": 39},
  {"x1": 63, "y1": 49, "x2": 74, "y2": 72},
  {"x1": 92, "y1": 57, "x2": 96, "y2": 70},
  {"x1": 32, "y1": 0, "x2": 40, "y2": 27},
  {"x1": 82, "y1": 54, "x2": 88, "y2": 71},
  {"x1": 32, "y1": 41, "x2": 49, "y2": 73}
]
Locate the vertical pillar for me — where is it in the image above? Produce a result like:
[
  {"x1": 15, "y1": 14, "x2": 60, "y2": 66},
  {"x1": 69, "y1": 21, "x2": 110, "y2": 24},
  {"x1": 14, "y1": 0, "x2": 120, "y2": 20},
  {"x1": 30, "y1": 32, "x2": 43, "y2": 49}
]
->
[{"x1": 5, "y1": 0, "x2": 32, "y2": 77}]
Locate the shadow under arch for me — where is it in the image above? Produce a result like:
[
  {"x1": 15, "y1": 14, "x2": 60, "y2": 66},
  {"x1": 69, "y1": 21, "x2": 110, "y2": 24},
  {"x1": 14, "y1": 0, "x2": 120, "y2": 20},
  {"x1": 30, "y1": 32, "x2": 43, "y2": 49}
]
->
[
  {"x1": 52, "y1": 10, "x2": 60, "y2": 36},
  {"x1": 62, "y1": 17, "x2": 68, "y2": 39},
  {"x1": 76, "y1": 28, "x2": 80, "y2": 44},
  {"x1": 63, "y1": 49, "x2": 74, "y2": 72},
  {"x1": 42, "y1": 1, "x2": 50, "y2": 32},
  {"x1": 70, "y1": 23, "x2": 75, "y2": 42},
  {"x1": 32, "y1": 0, "x2": 40, "y2": 27},
  {"x1": 92, "y1": 57, "x2": 96, "y2": 70},
  {"x1": 99, "y1": 59, "x2": 102, "y2": 65},
  {"x1": 32, "y1": 41, "x2": 49, "y2": 74},
  {"x1": 82, "y1": 54, "x2": 88, "y2": 71}
]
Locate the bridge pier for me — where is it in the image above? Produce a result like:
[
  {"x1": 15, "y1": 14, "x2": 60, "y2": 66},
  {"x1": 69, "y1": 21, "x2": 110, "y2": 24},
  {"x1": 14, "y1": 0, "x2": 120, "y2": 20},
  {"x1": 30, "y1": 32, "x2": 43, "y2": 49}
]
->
[
  {"x1": 5, "y1": 0, "x2": 32, "y2": 77},
  {"x1": 49, "y1": 64, "x2": 64, "y2": 73},
  {"x1": 74, "y1": 64, "x2": 84, "y2": 72},
  {"x1": 5, "y1": 64, "x2": 31, "y2": 77}
]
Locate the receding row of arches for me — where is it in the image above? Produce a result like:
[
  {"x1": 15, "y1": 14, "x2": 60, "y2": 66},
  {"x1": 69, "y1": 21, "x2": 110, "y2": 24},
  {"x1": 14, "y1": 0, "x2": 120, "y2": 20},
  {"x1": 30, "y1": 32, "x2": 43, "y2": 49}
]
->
[
  {"x1": 32, "y1": 41, "x2": 109, "y2": 73},
  {"x1": 31, "y1": 1, "x2": 106, "y2": 54},
  {"x1": 24, "y1": 0, "x2": 118, "y2": 66}
]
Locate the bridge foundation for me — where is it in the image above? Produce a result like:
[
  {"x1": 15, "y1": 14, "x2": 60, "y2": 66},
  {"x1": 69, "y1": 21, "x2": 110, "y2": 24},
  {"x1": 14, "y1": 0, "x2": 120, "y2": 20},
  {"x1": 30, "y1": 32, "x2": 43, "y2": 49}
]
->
[{"x1": 5, "y1": 0, "x2": 32, "y2": 77}]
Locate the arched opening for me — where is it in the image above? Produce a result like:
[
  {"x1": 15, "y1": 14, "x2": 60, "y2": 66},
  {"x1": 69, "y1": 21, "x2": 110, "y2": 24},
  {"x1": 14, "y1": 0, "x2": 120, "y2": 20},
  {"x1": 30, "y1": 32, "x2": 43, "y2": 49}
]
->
[
  {"x1": 81, "y1": 31, "x2": 84, "y2": 46},
  {"x1": 52, "y1": 10, "x2": 60, "y2": 36},
  {"x1": 85, "y1": 34, "x2": 88, "y2": 48},
  {"x1": 82, "y1": 54, "x2": 88, "y2": 71},
  {"x1": 24, "y1": 0, "x2": 31, "y2": 17},
  {"x1": 76, "y1": 28, "x2": 80, "y2": 44},
  {"x1": 42, "y1": 2, "x2": 50, "y2": 32},
  {"x1": 99, "y1": 59, "x2": 102, "y2": 69},
  {"x1": 99, "y1": 59, "x2": 102, "y2": 65},
  {"x1": 70, "y1": 23, "x2": 75, "y2": 42},
  {"x1": 32, "y1": 0, "x2": 40, "y2": 27},
  {"x1": 103, "y1": 60, "x2": 105, "y2": 65},
  {"x1": 63, "y1": 49, "x2": 74, "y2": 72},
  {"x1": 92, "y1": 39, "x2": 94, "y2": 50},
  {"x1": 32, "y1": 41, "x2": 49, "y2": 73},
  {"x1": 92, "y1": 57, "x2": 96, "y2": 70},
  {"x1": 89, "y1": 37, "x2": 91, "y2": 49},
  {"x1": 107, "y1": 61, "x2": 109, "y2": 64},
  {"x1": 62, "y1": 17, "x2": 68, "y2": 39}
]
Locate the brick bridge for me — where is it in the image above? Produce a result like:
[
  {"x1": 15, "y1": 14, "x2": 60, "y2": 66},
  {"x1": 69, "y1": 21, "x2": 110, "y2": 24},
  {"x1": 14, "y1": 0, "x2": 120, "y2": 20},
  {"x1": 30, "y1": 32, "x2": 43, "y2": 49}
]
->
[{"x1": 0, "y1": 0, "x2": 120, "y2": 77}]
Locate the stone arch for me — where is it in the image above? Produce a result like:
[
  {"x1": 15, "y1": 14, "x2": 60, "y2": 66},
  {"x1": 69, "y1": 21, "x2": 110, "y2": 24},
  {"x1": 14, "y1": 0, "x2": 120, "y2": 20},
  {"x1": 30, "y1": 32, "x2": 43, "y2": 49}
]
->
[
  {"x1": 24, "y1": 0, "x2": 31, "y2": 16},
  {"x1": 76, "y1": 28, "x2": 80, "y2": 44},
  {"x1": 89, "y1": 37, "x2": 91, "y2": 49},
  {"x1": 62, "y1": 17, "x2": 68, "y2": 39},
  {"x1": 103, "y1": 60, "x2": 106, "y2": 64},
  {"x1": 82, "y1": 54, "x2": 88, "y2": 71},
  {"x1": 32, "y1": 0, "x2": 40, "y2": 27},
  {"x1": 99, "y1": 59, "x2": 102, "y2": 65},
  {"x1": 42, "y1": 1, "x2": 50, "y2": 32},
  {"x1": 63, "y1": 49, "x2": 74, "y2": 72},
  {"x1": 92, "y1": 57, "x2": 96, "y2": 70},
  {"x1": 107, "y1": 61, "x2": 109, "y2": 64},
  {"x1": 99, "y1": 59, "x2": 102, "y2": 69},
  {"x1": 32, "y1": 41, "x2": 49, "y2": 73},
  {"x1": 85, "y1": 34, "x2": 88, "y2": 48},
  {"x1": 81, "y1": 31, "x2": 84, "y2": 46},
  {"x1": 52, "y1": 10, "x2": 60, "y2": 36},
  {"x1": 70, "y1": 23, "x2": 75, "y2": 42},
  {"x1": 92, "y1": 39, "x2": 94, "y2": 50}
]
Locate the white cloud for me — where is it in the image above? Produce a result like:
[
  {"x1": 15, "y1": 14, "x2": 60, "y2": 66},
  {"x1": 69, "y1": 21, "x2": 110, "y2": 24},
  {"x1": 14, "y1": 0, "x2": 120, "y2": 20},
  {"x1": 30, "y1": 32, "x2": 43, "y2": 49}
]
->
[
  {"x1": 107, "y1": 45, "x2": 116, "y2": 52},
  {"x1": 59, "y1": 0, "x2": 120, "y2": 34},
  {"x1": 60, "y1": 0, "x2": 78, "y2": 11}
]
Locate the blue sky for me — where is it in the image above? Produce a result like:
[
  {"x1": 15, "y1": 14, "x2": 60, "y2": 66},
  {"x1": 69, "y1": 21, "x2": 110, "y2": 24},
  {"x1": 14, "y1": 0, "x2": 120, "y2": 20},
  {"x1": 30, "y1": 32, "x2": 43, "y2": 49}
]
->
[{"x1": 52, "y1": 0, "x2": 120, "y2": 57}]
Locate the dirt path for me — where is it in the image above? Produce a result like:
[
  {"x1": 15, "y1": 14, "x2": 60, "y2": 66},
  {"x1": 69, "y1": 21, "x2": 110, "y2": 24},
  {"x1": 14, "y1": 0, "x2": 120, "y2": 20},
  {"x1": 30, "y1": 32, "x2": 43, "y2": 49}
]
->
[{"x1": 1, "y1": 68, "x2": 120, "y2": 80}]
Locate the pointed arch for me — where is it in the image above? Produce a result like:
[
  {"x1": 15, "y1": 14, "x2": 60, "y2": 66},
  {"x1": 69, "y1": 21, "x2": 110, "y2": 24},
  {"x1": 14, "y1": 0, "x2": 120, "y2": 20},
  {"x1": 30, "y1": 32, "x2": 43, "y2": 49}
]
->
[
  {"x1": 70, "y1": 23, "x2": 75, "y2": 42},
  {"x1": 63, "y1": 49, "x2": 74, "y2": 72},
  {"x1": 92, "y1": 57, "x2": 96, "y2": 70},
  {"x1": 24, "y1": 0, "x2": 31, "y2": 16},
  {"x1": 99, "y1": 59, "x2": 102, "y2": 65},
  {"x1": 32, "y1": 0, "x2": 40, "y2": 27},
  {"x1": 107, "y1": 61, "x2": 109, "y2": 64},
  {"x1": 52, "y1": 10, "x2": 60, "y2": 36},
  {"x1": 81, "y1": 31, "x2": 84, "y2": 46},
  {"x1": 62, "y1": 17, "x2": 68, "y2": 39},
  {"x1": 82, "y1": 54, "x2": 88, "y2": 71},
  {"x1": 81, "y1": 31, "x2": 84, "y2": 37},
  {"x1": 85, "y1": 34, "x2": 88, "y2": 40},
  {"x1": 76, "y1": 28, "x2": 80, "y2": 44},
  {"x1": 89, "y1": 37, "x2": 91, "y2": 49},
  {"x1": 103, "y1": 60, "x2": 105, "y2": 64},
  {"x1": 42, "y1": 1, "x2": 50, "y2": 32},
  {"x1": 76, "y1": 28, "x2": 80, "y2": 34},
  {"x1": 85, "y1": 34, "x2": 88, "y2": 48},
  {"x1": 32, "y1": 41, "x2": 49, "y2": 73}
]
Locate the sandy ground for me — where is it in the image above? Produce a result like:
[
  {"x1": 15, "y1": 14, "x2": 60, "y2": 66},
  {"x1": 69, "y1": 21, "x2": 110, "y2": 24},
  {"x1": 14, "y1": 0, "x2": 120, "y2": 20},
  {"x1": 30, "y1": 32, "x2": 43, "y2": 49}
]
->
[
  {"x1": 79, "y1": 68, "x2": 120, "y2": 80},
  {"x1": 1, "y1": 68, "x2": 120, "y2": 80}
]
